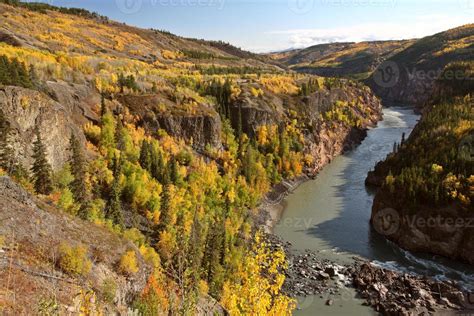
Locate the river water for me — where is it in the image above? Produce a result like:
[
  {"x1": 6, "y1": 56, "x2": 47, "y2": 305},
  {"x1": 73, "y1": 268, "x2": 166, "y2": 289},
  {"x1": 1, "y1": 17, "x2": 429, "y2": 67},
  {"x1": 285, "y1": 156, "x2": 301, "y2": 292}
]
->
[{"x1": 274, "y1": 107, "x2": 474, "y2": 315}]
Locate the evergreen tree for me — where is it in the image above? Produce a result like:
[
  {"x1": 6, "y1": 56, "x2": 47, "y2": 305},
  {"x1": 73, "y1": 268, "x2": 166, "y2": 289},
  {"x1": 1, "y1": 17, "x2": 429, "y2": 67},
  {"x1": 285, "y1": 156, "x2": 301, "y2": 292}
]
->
[
  {"x1": 139, "y1": 140, "x2": 152, "y2": 172},
  {"x1": 237, "y1": 103, "x2": 243, "y2": 140},
  {"x1": 106, "y1": 154, "x2": 124, "y2": 227},
  {"x1": 0, "y1": 55, "x2": 8, "y2": 84},
  {"x1": 100, "y1": 93, "x2": 107, "y2": 117},
  {"x1": 69, "y1": 133, "x2": 90, "y2": 219},
  {"x1": 168, "y1": 155, "x2": 180, "y2": 185},
  {"x1": 151, "y1": 148, "x2": 165, "y2": 183},
  {"x1": 115, "y1": 116, "x2": 125, "y2": 151},
  {"x1": 159, "y1": 183, "x2": 171, "y2": 228},
  {"x1": 118, "y1": 73, "x2": 126, "y2": 93},
  {"x1": 30, "y1": 127, "x2": 53, "y2": 195}
]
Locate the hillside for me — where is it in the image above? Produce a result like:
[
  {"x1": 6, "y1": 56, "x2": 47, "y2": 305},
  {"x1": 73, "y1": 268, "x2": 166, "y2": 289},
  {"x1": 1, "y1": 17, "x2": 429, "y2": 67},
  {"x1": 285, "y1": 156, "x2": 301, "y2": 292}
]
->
[
  {"x1": 0, "y1": 1, "x2": 384, "y2": 314},
  {"x1": 0, "y1": 1, "x2": 275, "y2": 69},
  {"x1": 366, "y1": 24, "x2": 474, "y2": 106},
  {"x1": 367, "y1": 62, "x2": 474, "y2": 264},
  {"x1": 0, "y1": 176, "x2": 154, "y2": 314},
  {"x1": 268, "y1": 40, "x2": 414, "y2": 79}
]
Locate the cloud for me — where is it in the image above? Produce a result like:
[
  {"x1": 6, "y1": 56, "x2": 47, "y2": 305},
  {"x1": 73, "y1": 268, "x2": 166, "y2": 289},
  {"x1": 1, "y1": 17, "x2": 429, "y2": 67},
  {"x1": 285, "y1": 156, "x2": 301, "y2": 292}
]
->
[{"x1": 264, "y1": 14, "x2": 473, "y2": 51}]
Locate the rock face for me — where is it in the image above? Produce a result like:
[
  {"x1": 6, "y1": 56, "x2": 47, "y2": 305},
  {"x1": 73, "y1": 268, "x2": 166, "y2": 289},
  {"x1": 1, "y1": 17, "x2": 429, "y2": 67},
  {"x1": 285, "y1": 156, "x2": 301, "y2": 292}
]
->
[
  {"x1": 0, "y1": 86, "x2": 86, "y2": 170},
  {"x1": 371, "y1": 194, "x2": 474, "y2": 265},
  {"x1": 118, "y1": 94, "x2": 223, "y2": 150},
  {"x1": 153, "y1": 113, "x2": 222, "y2": 150},
  {"x1": 0, "y1": 176, "x2": 151, "y2": 314},
  {"x1": 229, "y1": 83, "x2": 382, "y2": 139}
]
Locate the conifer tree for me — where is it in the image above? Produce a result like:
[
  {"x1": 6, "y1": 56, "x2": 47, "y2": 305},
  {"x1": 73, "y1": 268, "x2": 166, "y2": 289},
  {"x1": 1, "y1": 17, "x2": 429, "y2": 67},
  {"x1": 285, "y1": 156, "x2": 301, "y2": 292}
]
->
[
  {"x1": 139, "y1": 140, "x2": 152, "y2": 172},
  {"x1": 69, "y1": 133, "x2": 90, "y2": 218},
  {"x1": 30, "y1": 127, "x2": 53, "y2": 195},
  {"x1": 168, "y1": 155, "x2": 180, "y2": 185},
  {"x1": 159, "y1": 182, "x2": 171, "y2": 228},
  {"x1": 100, "y1": 93, "x2": 107, "y2": 117},
  {"x1": 115, "y1": 116, "x2": 125, "y2": 151},
  {"x1": 151, "y1": 148, "x2": 165, "y2": 183}
]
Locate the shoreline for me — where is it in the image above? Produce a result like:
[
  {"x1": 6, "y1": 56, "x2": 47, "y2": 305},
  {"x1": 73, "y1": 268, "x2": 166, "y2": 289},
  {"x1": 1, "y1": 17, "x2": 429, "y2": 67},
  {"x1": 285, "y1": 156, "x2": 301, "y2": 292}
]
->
[
  {"x1": 256, "y1": 111, "x2": 472, "y2": 314},
  {"x1": 257, "y1": 122, "x2": 377, "y2": 233}
]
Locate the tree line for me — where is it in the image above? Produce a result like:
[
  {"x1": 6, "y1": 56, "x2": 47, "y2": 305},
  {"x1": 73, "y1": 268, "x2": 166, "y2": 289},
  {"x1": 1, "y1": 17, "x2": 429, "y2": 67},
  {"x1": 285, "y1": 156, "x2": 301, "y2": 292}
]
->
[{"x1": 0, "y1": 55, "x2": 38, "y2": 89}]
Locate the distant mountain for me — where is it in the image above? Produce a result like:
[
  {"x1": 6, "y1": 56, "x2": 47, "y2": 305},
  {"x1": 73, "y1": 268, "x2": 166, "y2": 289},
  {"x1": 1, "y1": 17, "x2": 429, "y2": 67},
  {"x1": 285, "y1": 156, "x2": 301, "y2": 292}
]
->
[
  {"x1": 267, "y1": 40, "x2": 414, "y2": 79},
  {"x1": 366, "y1": 24, "x2": 474, "y2": 106}
]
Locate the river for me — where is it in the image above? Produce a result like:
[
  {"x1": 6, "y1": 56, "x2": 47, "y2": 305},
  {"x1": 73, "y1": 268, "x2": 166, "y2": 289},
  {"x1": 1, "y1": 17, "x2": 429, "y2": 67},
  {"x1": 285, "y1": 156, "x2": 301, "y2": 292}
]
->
[{"x1": 274, "y1": 106, "x2": 474, "y2": 315}]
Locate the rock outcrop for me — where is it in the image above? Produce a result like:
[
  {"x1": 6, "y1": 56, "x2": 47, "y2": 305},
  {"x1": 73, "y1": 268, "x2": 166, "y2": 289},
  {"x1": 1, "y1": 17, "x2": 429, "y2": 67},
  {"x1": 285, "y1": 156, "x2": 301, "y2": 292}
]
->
[
  {"x1": 267, "y1": 234, "x2": 472, "y2": 315},
  {"x1": 0, "y1": 86, "x2": 86, "y2": 170},
  {"x1": 371, "y1": 194, "x2": 474, "y2": 265},
  {"x1": 153, "y1": 113, "x2": 222, "y2": 150},
  {"x1": 118, "y1": 94, "x2": 223, "y2": 150},
  {"x1": 352, "y1": 263, "x2": 470, "y2": 314}
]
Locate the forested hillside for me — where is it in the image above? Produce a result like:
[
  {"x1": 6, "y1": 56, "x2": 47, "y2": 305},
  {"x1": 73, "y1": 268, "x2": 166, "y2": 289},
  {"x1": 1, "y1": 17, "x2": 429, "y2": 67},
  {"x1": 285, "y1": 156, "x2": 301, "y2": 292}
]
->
[
  {"x1": 0, "y1": 1, "x2": 383, "y2": 314},
  {"x1": 368, "y1": 62, "x2": 474, "y2": 264}
]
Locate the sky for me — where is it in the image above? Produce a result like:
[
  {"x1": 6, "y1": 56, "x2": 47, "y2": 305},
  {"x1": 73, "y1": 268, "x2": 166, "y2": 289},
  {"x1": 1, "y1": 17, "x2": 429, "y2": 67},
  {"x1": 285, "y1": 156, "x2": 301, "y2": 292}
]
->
[{"x1": 29, "y1": 0, "x2": 474, "y2": 52}]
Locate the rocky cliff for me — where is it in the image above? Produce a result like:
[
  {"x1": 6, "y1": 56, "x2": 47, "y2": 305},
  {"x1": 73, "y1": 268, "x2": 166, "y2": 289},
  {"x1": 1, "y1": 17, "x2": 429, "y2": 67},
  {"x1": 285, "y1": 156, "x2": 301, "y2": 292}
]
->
[
  {"x1": 371, "y1": 193, "x2": 474, "y2": 265},
  {"x1": 0, "y1": 85, "x2": 86, "y2": 170},
  {"x1": 118, "y1": 94, "x2": 222, "y2": 150}
]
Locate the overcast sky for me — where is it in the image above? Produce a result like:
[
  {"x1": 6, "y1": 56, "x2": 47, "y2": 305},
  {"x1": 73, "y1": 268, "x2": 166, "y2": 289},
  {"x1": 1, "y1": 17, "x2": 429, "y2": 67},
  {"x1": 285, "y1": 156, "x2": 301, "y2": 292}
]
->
[{"x1": 31, "y1": 0, "x2": 474, "y2": 52}]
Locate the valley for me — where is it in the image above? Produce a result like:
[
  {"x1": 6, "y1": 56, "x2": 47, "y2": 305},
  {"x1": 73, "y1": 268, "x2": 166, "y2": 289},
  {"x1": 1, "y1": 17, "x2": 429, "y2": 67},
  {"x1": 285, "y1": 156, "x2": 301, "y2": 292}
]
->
[{"x1": 0, "y1": 1, "x2": 472, "y2": 315}]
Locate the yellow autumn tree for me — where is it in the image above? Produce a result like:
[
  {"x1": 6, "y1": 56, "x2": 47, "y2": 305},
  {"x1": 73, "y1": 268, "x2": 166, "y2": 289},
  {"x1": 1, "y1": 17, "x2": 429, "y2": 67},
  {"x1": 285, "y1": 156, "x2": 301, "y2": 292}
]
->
[{"x1": 221, "y1": 231, "x2": 295, "y2": 315}]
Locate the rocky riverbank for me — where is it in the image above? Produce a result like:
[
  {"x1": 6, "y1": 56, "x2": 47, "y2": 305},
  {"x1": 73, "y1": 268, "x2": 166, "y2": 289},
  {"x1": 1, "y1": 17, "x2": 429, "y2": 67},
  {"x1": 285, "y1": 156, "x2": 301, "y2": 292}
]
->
[{"x1": 266, "y1": 234, "x2": 473, "y2": 315}]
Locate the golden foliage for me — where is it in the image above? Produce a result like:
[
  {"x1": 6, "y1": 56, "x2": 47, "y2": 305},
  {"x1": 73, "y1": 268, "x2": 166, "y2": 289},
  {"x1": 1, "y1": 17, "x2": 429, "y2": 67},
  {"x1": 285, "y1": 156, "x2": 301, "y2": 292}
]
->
[
  {"x1": 221, "y1": 231, "x2": 295, "y2": 315},
  {"x1": 119, "y1": 250, "x2": 139, "y2": 276},
  {"x1": 58, "y1": 243, "x2": 92, "y2": 276}
]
